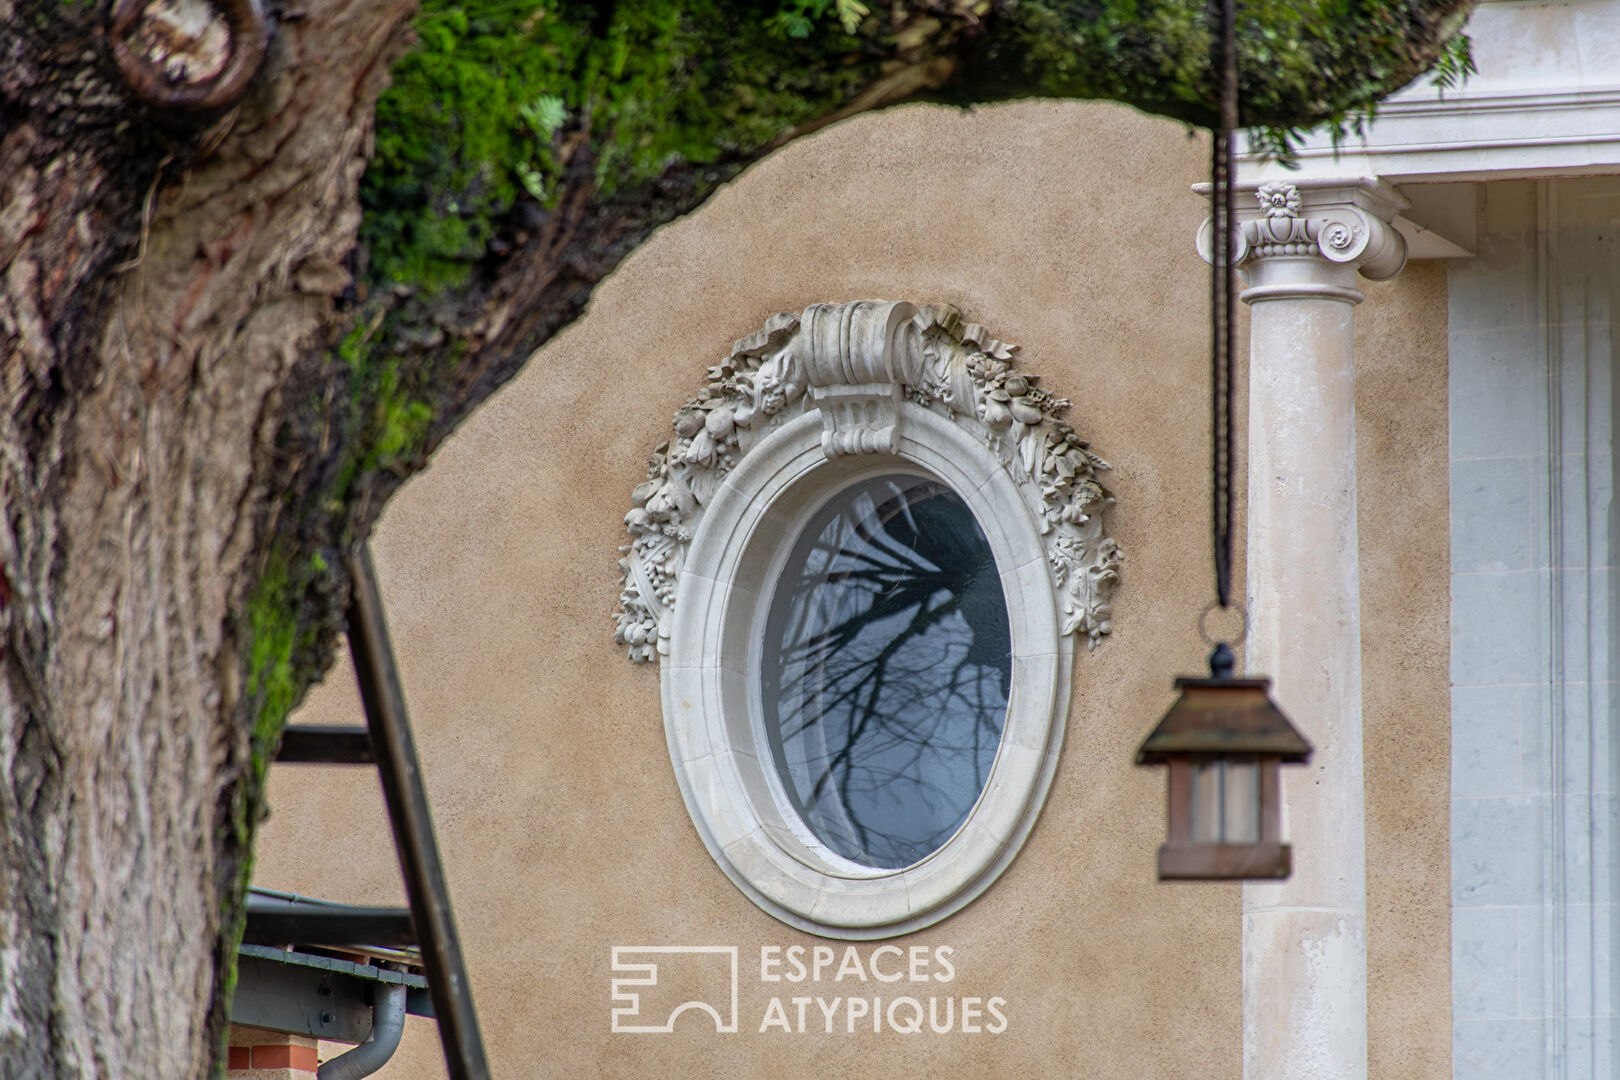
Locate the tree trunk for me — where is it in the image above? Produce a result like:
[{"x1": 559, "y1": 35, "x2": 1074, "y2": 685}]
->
[
  {"x1": 0, "y1": 0, "x2": 1473, "y2": 1074},
  {"x1": 0, "y1": 1, "x2": 414, "y2": 1073}
]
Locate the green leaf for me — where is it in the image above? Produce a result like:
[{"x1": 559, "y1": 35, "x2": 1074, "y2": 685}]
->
[{"x1": 519, "y1": 94, "x2": 569, "y2": 139}]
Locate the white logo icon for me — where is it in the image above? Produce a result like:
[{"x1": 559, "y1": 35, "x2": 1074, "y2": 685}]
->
[{"x1": 610, "y1": 946, "x2": 739, "y2": 1033}]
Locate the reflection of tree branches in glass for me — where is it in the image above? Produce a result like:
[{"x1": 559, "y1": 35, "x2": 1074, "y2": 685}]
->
[{"x1": 762, "y1": 476, "x2": 1011, "y2": 869}]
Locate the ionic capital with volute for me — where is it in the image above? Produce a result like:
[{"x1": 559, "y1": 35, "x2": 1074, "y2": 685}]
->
[{"x1": 1197, "y1": 177, "x2": 1409, "y2": 305}]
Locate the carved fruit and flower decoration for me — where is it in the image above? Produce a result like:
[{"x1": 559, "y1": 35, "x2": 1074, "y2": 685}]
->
[{"x1": 614, "y1": 302, "x2": 1121, "y2": 663}]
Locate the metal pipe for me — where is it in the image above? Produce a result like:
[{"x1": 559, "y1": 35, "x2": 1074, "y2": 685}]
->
[{"x1": 317, "y1": 983, "x2": 406, "y2": 1080}]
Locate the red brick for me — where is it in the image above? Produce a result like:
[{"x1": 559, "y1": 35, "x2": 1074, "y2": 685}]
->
[
  {"x1": 251, "y1": 1044, "x2": 319, "y2": 1072},
  {"x1": 226, "y1": 1046, "x2": 251, "y2": 1070}
]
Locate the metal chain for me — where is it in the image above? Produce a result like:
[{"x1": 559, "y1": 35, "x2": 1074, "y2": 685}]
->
[{"x1": 1210, "y1": 0, "x2": 1238, "y2": 610}]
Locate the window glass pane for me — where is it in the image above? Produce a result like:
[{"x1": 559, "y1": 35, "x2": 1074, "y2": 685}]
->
[{"x1": 762, "y1": 475, "x2": 1011, "y2": 869}]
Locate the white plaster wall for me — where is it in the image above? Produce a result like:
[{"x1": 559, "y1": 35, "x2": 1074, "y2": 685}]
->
[{"x1": 1448, "y1": 177, "x2": 1620, "y2": 1080}]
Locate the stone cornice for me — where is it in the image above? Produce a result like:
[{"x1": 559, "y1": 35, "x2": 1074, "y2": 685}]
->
[{"x1": 1240, "y1": 0, "x2": 1620, "y2": 187}]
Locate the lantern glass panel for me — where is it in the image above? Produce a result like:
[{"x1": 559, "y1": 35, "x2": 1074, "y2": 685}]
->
[{"x1": 1189, "y1": 757, "x2": 1261, "y2": 844}]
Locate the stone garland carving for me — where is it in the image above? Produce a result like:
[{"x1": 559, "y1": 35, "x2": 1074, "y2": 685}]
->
[{"x1": 614, "y1": 301, "x2": 1121, "y2": 662}]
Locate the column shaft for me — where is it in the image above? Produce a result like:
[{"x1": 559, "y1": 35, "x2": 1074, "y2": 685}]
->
[
  {"x1": 1242, "y1": 274, "x2": 1367, "y2": 1080},
  {"x1": 1197, "y1": 178, "x2": 1407, "y2": 1080}
]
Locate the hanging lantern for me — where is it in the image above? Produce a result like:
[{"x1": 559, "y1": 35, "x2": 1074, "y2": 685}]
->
[
  {"x1": 1136, "y1": 643, "x2": 1311, "y2": 880},
  {"x1": 1134, "y1": 0, "x2": 1312, "y2": 881}
]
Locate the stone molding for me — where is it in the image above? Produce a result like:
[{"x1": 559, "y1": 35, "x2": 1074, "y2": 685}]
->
[
  {"x1": 661, "y1": 401, "x2": 1076, "y2": 936},
  {"x1": 614, "y1": 300, "x2": 1121, "y2": 663},
  {"x1": 1195, "y1": 178, "x2": 1409, "y2": 305}
]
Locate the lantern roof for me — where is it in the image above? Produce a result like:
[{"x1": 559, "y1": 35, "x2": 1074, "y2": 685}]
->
[{"x1": 1135, "y1": 676, "x2": 1313, "y2": 764}]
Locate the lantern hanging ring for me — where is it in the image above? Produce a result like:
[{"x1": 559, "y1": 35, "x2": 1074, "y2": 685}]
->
[{"x1": 1197, "y1": 601, "x2": 1248, "y2": 649}]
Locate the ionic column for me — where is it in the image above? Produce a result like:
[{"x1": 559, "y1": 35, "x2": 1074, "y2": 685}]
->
[{"x1": 1198, "y1": 178, "x2": 1407, "y2": 1080}]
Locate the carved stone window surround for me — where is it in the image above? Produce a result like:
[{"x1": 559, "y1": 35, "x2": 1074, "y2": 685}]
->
[{"x1": 616, "y1": 300, "x2": 1120, "y2": 937}]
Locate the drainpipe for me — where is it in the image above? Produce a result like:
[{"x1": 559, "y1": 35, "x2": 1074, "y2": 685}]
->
[{"x1": 318, "y1": 983, "x2": 406, "y2": 1080}]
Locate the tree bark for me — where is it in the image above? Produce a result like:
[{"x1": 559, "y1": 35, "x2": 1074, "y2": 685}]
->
[
  {"x1": 0, "y1": 0, "x2": 1473, "y2": 1074},
  {"x1": 1, "y1": 1, "x2": 414, "y2": 1073}
]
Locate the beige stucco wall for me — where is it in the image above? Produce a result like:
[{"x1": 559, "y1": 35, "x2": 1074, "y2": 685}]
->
[
  {"x1": 1355, "y1": 263, "x2": 1452, "y2": 1080},
  {"x1": 254, "y1": 99, "x2": 1450, "y2": 1078}
]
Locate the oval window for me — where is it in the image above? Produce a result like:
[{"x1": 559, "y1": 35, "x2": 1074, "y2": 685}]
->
[
  {"x1": 760, "y1": 475, "x2": 1012, "y2": 869},
  {"x1": 633, "y1": 302, "x2": 1118, "y2": 936}
]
